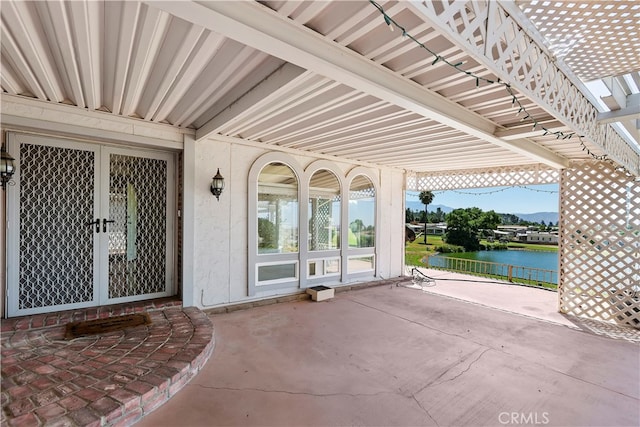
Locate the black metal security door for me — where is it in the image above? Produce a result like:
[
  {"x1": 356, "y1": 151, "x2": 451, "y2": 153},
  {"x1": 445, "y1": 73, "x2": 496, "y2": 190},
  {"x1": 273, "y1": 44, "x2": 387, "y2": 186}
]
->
[{"x1": 7, "y1": 134, "x2": 174, "y2": 316}]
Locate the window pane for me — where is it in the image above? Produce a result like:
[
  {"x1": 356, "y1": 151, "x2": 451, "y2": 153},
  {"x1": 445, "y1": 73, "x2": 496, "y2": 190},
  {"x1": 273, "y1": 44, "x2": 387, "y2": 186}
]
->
[
  {"x1": 258, "y1": 163, "x2": 298, "y2": 254},
  {"x1": 348, "y1": 256, "x2": 375, "y2": 273},
  {"x1": 307, "y1": 258, "x2": 340, "y2": 278},
  {"x1": 308, "y1": 261, "x2": 318, "y2": 277},
  {"x1": 348, "y1": 175, "x2": 375, "y2": 248},
  {"x1": 258, "y1": 263, "x2": 297, "y2": 282},
  {"x1": 309, "y1": 170, "x2": 341, "y2": 251},
  {"x1": 325, "y1": 258, "x2": 340, "y2": 275}
]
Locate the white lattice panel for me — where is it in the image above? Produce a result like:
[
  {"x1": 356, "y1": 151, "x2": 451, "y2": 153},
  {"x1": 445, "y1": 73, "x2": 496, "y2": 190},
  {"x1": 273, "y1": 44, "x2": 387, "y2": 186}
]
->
[
  {"x1": 413, "y1": 0, "x2": 640, "y2": 176},
  {"x1": 559, "y1": 161, "x2": 640, "y2": 329},
  {"x1": 516, "y1": 1, "x2": 639, "y2": 82},
  {"x1": 407, "y1": 164, "x2": 559, "y2": 191}
]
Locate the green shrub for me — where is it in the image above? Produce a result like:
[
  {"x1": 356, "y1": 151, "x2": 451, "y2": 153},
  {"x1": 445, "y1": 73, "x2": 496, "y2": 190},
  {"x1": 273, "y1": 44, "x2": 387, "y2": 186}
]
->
[
  {"x1": 481, "y1": 242, "x2": 509, "y2": 251},
  {"x1": 439, "y1": 244, "x2": 465, "y2": 253}
]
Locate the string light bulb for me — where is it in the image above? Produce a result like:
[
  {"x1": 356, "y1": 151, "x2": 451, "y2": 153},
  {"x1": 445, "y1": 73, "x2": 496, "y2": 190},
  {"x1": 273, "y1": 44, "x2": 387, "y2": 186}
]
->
[{"x1": 383, "y1": 14, "x2": 393, "y2": 31}]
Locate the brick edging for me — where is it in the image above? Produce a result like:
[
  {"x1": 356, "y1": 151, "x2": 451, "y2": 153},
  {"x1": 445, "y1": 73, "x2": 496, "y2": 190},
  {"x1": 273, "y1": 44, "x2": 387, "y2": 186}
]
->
[
  {"x1": 1, "y1": 305, "x2": 215, "y2": 427},
  {"x1": 109, "y1": 307, "x2": 215, "y2": 427}
]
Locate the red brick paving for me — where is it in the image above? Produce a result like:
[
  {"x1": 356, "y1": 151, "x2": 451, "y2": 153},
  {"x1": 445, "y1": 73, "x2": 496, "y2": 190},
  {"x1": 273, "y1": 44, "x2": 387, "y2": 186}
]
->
[{"x1": 1, "y1": 300, "x2": 214, "y2": 426}]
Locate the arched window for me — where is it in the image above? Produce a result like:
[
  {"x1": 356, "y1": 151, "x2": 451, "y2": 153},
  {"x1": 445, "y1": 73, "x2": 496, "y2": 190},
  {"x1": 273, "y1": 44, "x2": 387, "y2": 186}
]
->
[
  {"x1": 249, "y1": 154, "x2": 377, "y2": 295},
  {"x1": 348, "y1": 175, "x2": 375, "y2": 248},
  {"x1": 308, "y1": 169, "x2": 340, "y2": 251},
  {"x1": 306, "y1": 168, "x2": 342, "y2": 281},
  {"x1": 347, "y1": 174, "x2": 376, "y2": 275},
  {"x1": 258, "y1": 163, "x2": 299, "y2": 254},
  {"x1": 249, "y1": 159, "x2": 301, "y2": 294}
]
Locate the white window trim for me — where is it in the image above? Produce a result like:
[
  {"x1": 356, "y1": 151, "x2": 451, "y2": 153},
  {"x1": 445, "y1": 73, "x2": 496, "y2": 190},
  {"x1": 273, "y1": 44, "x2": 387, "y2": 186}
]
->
[
  {"x1": 248, "y1": 153, "x2": 303, "y2": 296},
  {"x1": 347, "y1": 254, "x2": 376, "y2": 274},
  {"x1": 256, "y1": 260, "x2": 299, "y2": 286},
  {"x1": 248, "y1": 155, "x2": 379, "y2": 296},
  {"x1": 344, "y1": 167, "x2": 379, "y2": 280},
  {"x1": 307, "y1": 256, "x2": 341, "y2": 279}
]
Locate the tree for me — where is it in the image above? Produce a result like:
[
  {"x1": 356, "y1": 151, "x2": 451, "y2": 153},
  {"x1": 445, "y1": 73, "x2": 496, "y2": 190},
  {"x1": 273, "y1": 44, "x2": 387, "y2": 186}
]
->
[
  {"x1": 258, "y1": 218, "x2": 276, "y2": 250},
  {"x1": 499, "y1": 213, "x2": 521, "y2": 225},
  {"x1": 477, "y1": 210, "x2": 501, "y2": 230},
  {"x1": 445, "y1": 208, "x2": 479, "y2": 251},
  {"x1": 445, "y1": 208, "x2": 501, "y2": 251},
  {"x1": 349, "y1": 219, "x2": 365, "y2": 247},
  {"x1": 418, "y1": 191, "x2": 434, "y2": 244},
  {"x1": 350, "y1": 219, "x2": 364, "y2": 234},
  {"x1": 405, "y1": 208, "x2": 415, "y2": 223}
]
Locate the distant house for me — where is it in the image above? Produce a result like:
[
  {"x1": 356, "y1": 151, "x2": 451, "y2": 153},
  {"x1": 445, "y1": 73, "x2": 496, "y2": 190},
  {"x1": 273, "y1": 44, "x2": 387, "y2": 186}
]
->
[
  {"x1": 516, "y1": 231, "x2": 559, "y2": 244},
  {"x1": 407, "y1": 223, "x2": 446, "y2": 236},
  {"x1": 496, "y1": 225, "x2": 529, "y2": 239},
  {"x1": 493, "y1": 230, "x2": 512, "y2": 243}
]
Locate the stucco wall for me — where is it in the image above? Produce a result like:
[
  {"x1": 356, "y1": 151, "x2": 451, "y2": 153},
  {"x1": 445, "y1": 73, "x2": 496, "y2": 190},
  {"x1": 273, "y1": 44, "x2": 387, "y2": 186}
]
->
[
  {"x1": 1, "y1": 98, "x2": 406, "y2": 316},
  {"x1": 192, "y1": 136, "x2": 406, "y2": 309}
]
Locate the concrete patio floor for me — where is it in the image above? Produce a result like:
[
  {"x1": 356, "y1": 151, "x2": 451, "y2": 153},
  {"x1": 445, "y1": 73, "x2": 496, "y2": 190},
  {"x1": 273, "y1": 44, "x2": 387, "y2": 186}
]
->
[{"x1": 138, "y1": 271, "x2": 640, "y2": 427}]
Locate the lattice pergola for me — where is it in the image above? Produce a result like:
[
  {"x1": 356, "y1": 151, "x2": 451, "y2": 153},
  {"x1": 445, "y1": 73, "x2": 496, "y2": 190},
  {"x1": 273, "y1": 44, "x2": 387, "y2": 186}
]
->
[
  {"x1": 559, "y1": 161, "x2": 640, "y2": 328},
  {"x1": 409, "y1": 161, "x2": 640, "y2": 330},
  {"x1": 407, "y1": 164, "x2": 559, "y2": 191},
  {"x1": 411, "y1": 0, "x2": 640, "y2": 176},
  {"x1": 516, "y1": 1, "x2": 640, "y2": 82}
]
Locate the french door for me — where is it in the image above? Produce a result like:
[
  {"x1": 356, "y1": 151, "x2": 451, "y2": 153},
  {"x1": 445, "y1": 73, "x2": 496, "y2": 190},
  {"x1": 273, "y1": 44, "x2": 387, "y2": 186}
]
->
[{"x1": 6, "y1": 133, "x2": 175, "y2": 317}]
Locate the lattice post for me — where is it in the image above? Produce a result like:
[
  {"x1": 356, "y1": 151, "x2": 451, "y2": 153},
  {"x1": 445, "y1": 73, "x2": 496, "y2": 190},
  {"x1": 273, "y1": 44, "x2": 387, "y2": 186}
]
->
[{"x1": 558, "y1": 161, "x2": 640, "y2": 329}]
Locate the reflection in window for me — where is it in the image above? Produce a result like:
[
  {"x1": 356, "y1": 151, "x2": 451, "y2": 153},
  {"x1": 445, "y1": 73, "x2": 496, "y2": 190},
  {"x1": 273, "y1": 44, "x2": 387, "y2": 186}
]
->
[
  {"x1": 325, "y1": 258, "x2": 340, "y2": 275},
  {"x1": 308, "y1": 258, "x2": 340, "y2": 278},
  {"x1": 348, "y1": 256, "x2": 375, "y2": 273},
  {"x1": 258, "y1": 163, "x2": 298, "y2": 254},
  {"x1": 309, "y1": 170, "x2": 340, "y2": 251},
  {"x1": 348, "y1": 175, "x2": 375, "y2": 248},
  {"x1": 258, "y1": 262, "x2": 298, "y2": 282}
]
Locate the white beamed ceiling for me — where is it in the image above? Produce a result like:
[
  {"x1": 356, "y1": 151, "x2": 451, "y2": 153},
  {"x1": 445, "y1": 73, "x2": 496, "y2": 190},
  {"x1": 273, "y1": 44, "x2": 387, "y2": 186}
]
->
[{"x1": 1, "y1": 1, "x2": 637, "y2": 173}]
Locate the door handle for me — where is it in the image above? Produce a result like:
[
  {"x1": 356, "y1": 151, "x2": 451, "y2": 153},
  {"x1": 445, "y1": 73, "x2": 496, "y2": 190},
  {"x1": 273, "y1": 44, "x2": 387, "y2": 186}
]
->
[
  {"x1": 85, "y1": 219, "x2": 100, "y2": 233},
  {"x1": 102, "y1": 219, "x2": 116, "y2": 233}
]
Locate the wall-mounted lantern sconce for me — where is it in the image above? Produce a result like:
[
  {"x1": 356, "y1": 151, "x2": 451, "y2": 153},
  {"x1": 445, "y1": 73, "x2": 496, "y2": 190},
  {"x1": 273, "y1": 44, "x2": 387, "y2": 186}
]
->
[
  {"x1": 1, "y1": 145, "x2": 16, "y2": 190},
  {"x1": 210, "y1": 168, "x2": 225, "y2": 201}
]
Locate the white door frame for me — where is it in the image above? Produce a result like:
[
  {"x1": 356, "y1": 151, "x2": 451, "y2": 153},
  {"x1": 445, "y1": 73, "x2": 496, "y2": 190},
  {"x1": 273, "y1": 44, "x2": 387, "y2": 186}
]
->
[
  {"x1": 98, "y1": 146, "x2": 175, "y2": 306},
  {"x1": 5, "y1": 133, "x2": 175, "y2": 317}
]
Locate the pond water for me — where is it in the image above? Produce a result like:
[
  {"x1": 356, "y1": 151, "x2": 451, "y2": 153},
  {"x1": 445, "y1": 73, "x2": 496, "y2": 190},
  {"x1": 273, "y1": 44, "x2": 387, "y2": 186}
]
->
[{"x1": 430, "y1": 249, "x2": 558, "y2": 272}]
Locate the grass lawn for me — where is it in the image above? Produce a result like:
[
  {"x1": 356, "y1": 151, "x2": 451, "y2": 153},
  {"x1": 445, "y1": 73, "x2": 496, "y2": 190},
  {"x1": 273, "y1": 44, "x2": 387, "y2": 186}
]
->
[
  {"x1": 498, "y1": 242, "x2": 558, "y2": 252},
  {"x1": 405, "y1": 235, "x2": 558, "y2": 290},
  {"x1": 405, "y1": 235, "x2": 443, "y2": 266},
  {"x1": 405, "y1": 235, "x2": 558, "y2": 266}
]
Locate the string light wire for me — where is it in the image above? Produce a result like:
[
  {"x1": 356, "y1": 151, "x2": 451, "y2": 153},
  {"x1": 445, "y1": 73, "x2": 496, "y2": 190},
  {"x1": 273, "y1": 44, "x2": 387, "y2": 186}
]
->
[
  {"x1": 432, "y1": 185, "x2": 558, "y2": 196},
  {"x1": 368, "y1": 0, "x2": 572, "y2": 139},
  {"x1": 368, "y1": 0, "x2": 638, "y2": 179}
]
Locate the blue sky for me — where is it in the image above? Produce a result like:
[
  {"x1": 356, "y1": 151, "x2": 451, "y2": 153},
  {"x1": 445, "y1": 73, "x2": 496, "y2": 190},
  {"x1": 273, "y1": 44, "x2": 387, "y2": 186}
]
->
[{"x1": 407, "y1": 183, "x2": 559, "y2": 213}]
